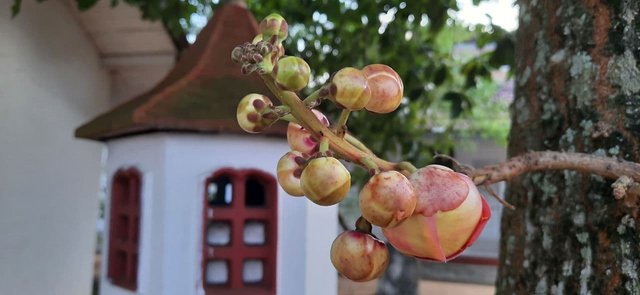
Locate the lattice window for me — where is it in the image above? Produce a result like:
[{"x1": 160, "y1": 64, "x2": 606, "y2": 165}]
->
[
  {"x1": 203, "y1": 168, "x2": 277, "y2": 295},
  {"x1": 107, "y1": 168, "x2": 141, "y2": 291}
]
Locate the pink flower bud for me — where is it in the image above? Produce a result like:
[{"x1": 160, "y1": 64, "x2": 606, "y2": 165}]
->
[
  {"x1": 359, "y1": 171, "x2": 416, "y2": 228},
  {"x1": 286, "y1": 109, "x2": 329, "y2": 154},
  {"x1": 276, "y1": 151, "x2": 305, "y2": 196},
  {"x1": 330, "y1": 230, "x2": 389, "y2": 282},
  {"x1": 362, "y1": 64, "x2": 404, "y2": 114},
  {"x1": 259, "y1": 13, "x2": 288, "y2": 43},
  {"x1": 382, "y1": 165, "x2": 491, "y2": 262}
]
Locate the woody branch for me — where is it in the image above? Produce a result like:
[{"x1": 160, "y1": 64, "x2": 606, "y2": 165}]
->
[{"x1": 467, "y1": 151, "x2": 640, "y2": 198}]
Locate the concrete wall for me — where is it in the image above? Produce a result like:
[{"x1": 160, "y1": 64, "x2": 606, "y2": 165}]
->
[
  {"x1": 103, "y1": 134, "x2": 338, "y2": 295},
  {"x1": 454, "y1": 137, "x2": 506, "y2": 260},
  {"x1": 0, "y1": 0, "x2": 110, "y2": 294}
]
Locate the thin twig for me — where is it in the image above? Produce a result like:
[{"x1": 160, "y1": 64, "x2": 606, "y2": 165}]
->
[
  {"x1": 434, "y1": 154, "x2": 474, "y2": 175},
  {"x1": 483, "y1": 184, "x2": 516, "y2": 210}
]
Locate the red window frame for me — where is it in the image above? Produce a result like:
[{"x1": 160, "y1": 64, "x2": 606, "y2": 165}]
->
[
  {"x1": 202, "y1": 168, "x2": 278, "y2": 295},
  {"x1": 107, "y1": 168, "x2": 141, "y2": 291}
]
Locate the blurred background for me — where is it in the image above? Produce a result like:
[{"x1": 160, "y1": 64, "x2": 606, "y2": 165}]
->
[{"x1": 0, "y1": 0, "x2": 516, "y2": 294}]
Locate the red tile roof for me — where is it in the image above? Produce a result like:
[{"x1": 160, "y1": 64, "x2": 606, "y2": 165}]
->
[{"x1": 75, "y1": 3, "x2": 286, "y2": 141}]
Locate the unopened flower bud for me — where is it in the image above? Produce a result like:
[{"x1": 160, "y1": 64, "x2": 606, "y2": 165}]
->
[
  {"x1": 257, "y1": 42, "x2": 271, "y2": 55},
  {"x1": 287, "y1": 109, "x2": 329, "y2": 153},
  {"x1": 301, "y1": 157, "x2": 351, "y2": 206},
  {"x1": 273, "y1": 56, "x2": 311, "y2": 91},
  {"x1": 250, "y1": 53, "x2": 263, "y2": 63},
  {"x1": 330, "y1": 67, "x2": 371, "y2": 110},
  {"x1": 277, "y1": 151, "x2": 305, "y2": 196},
  {"x1": 236, "y1": 94, "x2": 275, "y2": 133},
  {"x1": 362, "y1": 64, "x2": 404, "y2": 113},
  {"x1": 241, "y1": 63, "x2": 257, "y2": 75},
  {"x1": 360, "y1": 171, "x2": 417, "y2": 228},
  {"x1": 382, "y1": 165, "x2": 491, "y2": 262},
  {"x1": 231, "y1": 46, "x2": 243, "y2": 63},
  {"x1": 260, "y1": 13, "x2": 288, "y2": 44},
  {"x1": 331, "y1": 230, "x2": 389, "y2": 282}
]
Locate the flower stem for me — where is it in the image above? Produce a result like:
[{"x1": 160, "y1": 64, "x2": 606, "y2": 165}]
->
[
  {"x1": 334, "y1": 109, "x2": 351, "y2": 138},
  {"x1": 302, "y1": 88, "x2": 327, "y2": 108},
  {"x1": 361, "y1": 157, "x2": 380, "y2": 173},
  {"x1": 395, "y1": 161, "x2": 417, "y2": 177},
  {"x1": 279, "y1": 114, "x2": 297, "y2": 123},
  {"x1": 259, "y1": 73, "x2": 396, "y2": 170},
  {"x1": 355, "y1": 216, "x2": 372, "y2": 234},
  {"x1": 397, "y1": 161, "x2": 417, "y2": 173},
  {"x1": 273, "y1": 105, "x2": 291, "y2": 116},
  {"x1": 319, "y1": 137, "x2": 330, "y2": 154},
  {"x1": 345, "y1": 133, "x2": 374, "y2": 155}
]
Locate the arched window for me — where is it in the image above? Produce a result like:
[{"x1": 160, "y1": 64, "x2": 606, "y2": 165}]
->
[
  {"x1": 107, "y1": 168, "x2": 142, "y2": 291},
  {"x1": 202, "y1": 168, "x2": 277, "y2": 295}
]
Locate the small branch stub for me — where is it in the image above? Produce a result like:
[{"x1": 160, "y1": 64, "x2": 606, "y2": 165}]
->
[{"x1": 612, "y1": 176, "x2": 640, "y2": 200}]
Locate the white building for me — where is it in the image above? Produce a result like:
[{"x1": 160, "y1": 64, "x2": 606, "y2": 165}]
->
[{"x1": 75, "y1": 3, "x2": 337, "y2": 295}]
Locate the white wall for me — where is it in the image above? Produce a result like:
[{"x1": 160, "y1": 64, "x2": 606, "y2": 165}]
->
[
  {"x1": 0, "y1": 0, "x2": 110, "y2": 294},
  {"x1": 102, "y1": 135, "x2": 168, "y2": 295},
  {"x1": 103, "y1": 134, "x2": 338, "y2": 295}
]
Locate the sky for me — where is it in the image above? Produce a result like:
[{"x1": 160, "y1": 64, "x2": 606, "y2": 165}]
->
[{"x1": 455, "y1": 0, "x2": 519, "y2": 31}]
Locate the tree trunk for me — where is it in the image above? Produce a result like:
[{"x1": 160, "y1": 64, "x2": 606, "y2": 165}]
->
[{"x1": 497, "y1": 0, "x2": 640, "y2": 294}]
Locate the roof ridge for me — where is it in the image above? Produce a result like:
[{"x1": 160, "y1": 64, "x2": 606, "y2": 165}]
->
[{"x1": 76, "y1": 3, "x2": 285, "y2": 141}]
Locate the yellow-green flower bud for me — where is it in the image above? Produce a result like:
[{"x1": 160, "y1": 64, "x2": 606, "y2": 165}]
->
[
  {"x1": 330, "y1": 67, "x2": 372, "y2": 110},
  {"x1": 236, "y1": 93, "x2": 274, "y2": 133},
  {"x1": 259, "y1": 13, "x2": 288, "y2": 43},
  {"x1": 273, "y1": 56, "x2": 310, "y2": 91},
  {"x1": 300, "y1": 157, "x2": 351, "y2": 206}
]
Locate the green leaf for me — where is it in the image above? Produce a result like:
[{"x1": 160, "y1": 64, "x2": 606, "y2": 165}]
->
[
  {"x1": 442, "y1": 91, "x2": 471, "y2": 118},
  {"x1": 77, "y1": 0, "x2": 99, "y2": 10},
  {"x1": 433, "y1": 65, "x2": 449, "y2": 86},
  {"x1": 11, "y1": 0, "x2": 21, "y2": 18},
  {"x1": 489, "y1": 36, "x2": 515, "y2": 69}
]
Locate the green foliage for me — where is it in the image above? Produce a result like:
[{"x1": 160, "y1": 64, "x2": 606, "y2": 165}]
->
[
  {"x1": 10, "y1": 0, "x2": 21, "y2": 17},
  {"x1": 11, "y1": 0, "x2": 514, "y2": 181},
  {"x1": 233, "y1": 1, "x2": 514, "y2": 178}
]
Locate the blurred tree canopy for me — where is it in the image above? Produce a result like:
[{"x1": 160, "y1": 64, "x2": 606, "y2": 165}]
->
[{"x1": 12, "y1": 0, "x2": 514, "y2": 177}]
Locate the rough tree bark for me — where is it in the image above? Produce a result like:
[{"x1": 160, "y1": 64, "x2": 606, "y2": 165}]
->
[{"x1": 497, "y1": 0, "x2": 640, "y2": 294}]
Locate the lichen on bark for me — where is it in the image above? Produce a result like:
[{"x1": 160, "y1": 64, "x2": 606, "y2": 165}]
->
[{"x1": 497, "y1": 0, "x2": 640, "y2": 294}]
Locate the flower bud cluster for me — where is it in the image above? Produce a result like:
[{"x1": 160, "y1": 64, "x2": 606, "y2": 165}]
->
[
  {"x1": 232, "y1": 13, "x2": 492, "y2": 284},
  {"x1": 231, "y1": 41, "x2": 279, "y2": 75},
  {"x1": 276, "y1": 109, "x2": 351, "y2": 206}
]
